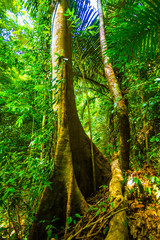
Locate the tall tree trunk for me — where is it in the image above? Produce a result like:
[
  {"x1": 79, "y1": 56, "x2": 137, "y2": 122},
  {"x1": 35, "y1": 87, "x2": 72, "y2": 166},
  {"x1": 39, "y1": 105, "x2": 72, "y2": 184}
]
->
[
  {"x1": 97, "y1": 0, "x2": 130, "y2": 170},
  {"x1": 28, "y1": 1, "x2": 111, "y2": 239}
]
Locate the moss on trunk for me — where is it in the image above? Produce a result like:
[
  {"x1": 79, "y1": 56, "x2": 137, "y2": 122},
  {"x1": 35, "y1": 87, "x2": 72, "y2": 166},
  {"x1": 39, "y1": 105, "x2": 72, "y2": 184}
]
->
[{"x1": 105, "y1": 158, "x2": 128, "y2": 240}]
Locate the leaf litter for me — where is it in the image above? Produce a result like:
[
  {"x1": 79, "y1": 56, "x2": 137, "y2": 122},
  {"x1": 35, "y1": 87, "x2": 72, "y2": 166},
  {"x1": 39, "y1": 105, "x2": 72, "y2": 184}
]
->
[{"x1": 63, "y1": 164, "x2": 160, "y2": 240}]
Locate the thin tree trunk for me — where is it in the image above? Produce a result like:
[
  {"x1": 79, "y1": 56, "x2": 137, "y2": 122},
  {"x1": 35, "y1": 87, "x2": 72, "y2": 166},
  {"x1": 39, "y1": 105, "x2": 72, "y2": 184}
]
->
[
  {"x1": 138, "y1": 69, "x2": 148, "y2": 157},
  {"x1": 28, "y1": 1, "x2": 111, "y2": 239},
  {"x1": 97, "y1": 0, "x2": 130, "y2": 170},
  {"x1": 40, "y1": 114, "x2": 46, "y2": 161}
]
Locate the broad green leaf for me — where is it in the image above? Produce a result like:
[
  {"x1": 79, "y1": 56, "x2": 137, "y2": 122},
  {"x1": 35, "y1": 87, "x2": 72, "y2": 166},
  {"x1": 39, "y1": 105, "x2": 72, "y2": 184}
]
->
[{"x1": 66, "y1": 217, "x2": 72, "y2": 225}]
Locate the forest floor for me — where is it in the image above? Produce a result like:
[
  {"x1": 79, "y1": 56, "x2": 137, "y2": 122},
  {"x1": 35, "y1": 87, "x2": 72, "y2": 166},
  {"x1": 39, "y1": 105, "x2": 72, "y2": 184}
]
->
[
  {"x1": 64, "y1": 163, "x2": 160, "y2": 240},
  {"x1": 1, "y1": 162, "x2": 159, "y2": 240}
]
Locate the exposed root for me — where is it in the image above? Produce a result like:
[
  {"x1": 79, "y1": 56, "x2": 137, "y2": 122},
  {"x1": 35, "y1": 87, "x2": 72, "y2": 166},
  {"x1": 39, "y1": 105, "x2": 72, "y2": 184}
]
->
[{"x1": 65, "y1": 186, "x2": 128, "y2": 240}]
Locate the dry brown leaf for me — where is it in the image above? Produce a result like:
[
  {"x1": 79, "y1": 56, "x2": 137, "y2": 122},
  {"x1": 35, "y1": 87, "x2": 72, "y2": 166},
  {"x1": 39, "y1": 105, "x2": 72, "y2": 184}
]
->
[{"x1": 136, "y1": 204, "x2": 145, "y2": 209}]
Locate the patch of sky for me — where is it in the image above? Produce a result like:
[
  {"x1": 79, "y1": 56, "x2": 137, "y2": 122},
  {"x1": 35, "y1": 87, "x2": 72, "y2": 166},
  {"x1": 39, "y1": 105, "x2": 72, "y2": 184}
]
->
[
  {"x1": 6, "y1": 9, "x2": 33, "y2": 28},
  {"x1": 90, "y1": 0, "x2": 97, "y2": 9}
]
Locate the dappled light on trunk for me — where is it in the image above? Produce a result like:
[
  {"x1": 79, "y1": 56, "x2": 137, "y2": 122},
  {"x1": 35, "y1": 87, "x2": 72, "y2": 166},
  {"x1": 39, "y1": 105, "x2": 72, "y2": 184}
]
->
[
  {"x1": 97, "y1": 0, "x2": 130, "y2": 171},
  {"x1": 28, "y1": 1, "x2": 111, "y2": 239},
  {"x1": 105, "y1": 157, "x2": 128, "y2": 240}
]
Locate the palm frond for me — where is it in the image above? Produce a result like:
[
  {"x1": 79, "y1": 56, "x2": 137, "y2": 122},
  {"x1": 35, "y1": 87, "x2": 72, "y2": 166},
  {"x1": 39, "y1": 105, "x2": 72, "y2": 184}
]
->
[
  {"x1": 69, "y1": 0, "x2": 102, "y2": 69},
  {"x1": 106, "y1": 0, "x2": 160, "y2": 65},
  {"x1": 70, "y1": 0, "x2": 98, "y2": 30}
]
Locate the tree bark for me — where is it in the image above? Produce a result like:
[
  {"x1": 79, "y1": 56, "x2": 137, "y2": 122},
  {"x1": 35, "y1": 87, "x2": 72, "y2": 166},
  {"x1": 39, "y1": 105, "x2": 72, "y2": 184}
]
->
[
  {"x1": 105, "y1": 157, "x2": 128, "y2": 240},
  {"x1": 97, "y1": 0, "x2": 130, "y2": 170},
  {"x1": 28, "y1": 1, "x2": 111, "y2": 239},
  {"x1": 40, "y1": 114, "x2": 46, "y2": 161}
]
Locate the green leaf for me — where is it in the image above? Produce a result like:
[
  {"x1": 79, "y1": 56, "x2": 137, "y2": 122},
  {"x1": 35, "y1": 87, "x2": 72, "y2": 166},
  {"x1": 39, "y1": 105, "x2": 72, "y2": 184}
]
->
[
  {"x1": 151, "y1": 176, "x2": 155, "y2": 183},
  {"x1": 54, "y1": 52, "x2": 61, "y2": 57},
  {"x1": 138, "y1": 180, "x2": 144, "y2": 194},
  {"x1": 75, "y1": 213, "x2": 81, "y2": 218},
  {"x1": 150, "y1": 136, "x2": 156, "y2": 142},
  {"x1": 45, "y1": 181, "x2": 52, "y2": 190},
  {"x1": 104, "y1": 226, "x2": 108, "y2": 234},
  {"x1": 47, "y1": 229, "x2": 52, "y2": 240},
  {"x1": 148, "y1": 187, "x2": 152, "y2": 195},
  {"x1": 66, "y1": 217, "x2": 72, "y2": 225},
  {"x1": 95, "y1": 209, "x2": 101, "y2": 216},
  {"x1": 51, "y1": 217, "x2": 59, "y2": 223},
  {"x1": 156, "y1": 177, "x2": 160, "y2": 185},
  {"x1": 39, "y1": 220, "x2": 46, "y2": 223},
  {"x1": 102, "y1": 207, "x2": 106, "y2": 212},
  {"x1": 87, "y1": 206, "x2": 93, "y2": 212},
  {"x1": 8, "y1": 187, "x2": 16, "y2": 193},
  {"x1": 98, "y1": 202, "x2": 107, "y2": 206},
  {"x1": 133, "y1": 177, "x2": 139, "y2": 184},
  {"x1": 93, "y1": 207, "x2": 98, "y2": 211},
  {"x1": 110, "y1": 202, "x2": 114, "y2": 208},
  {"x1": 46, "y1": 225, "x2": 51, "y2": 230},
  {"x1": 16, "y1": 116, "x2": 24, "y2": 127}
]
